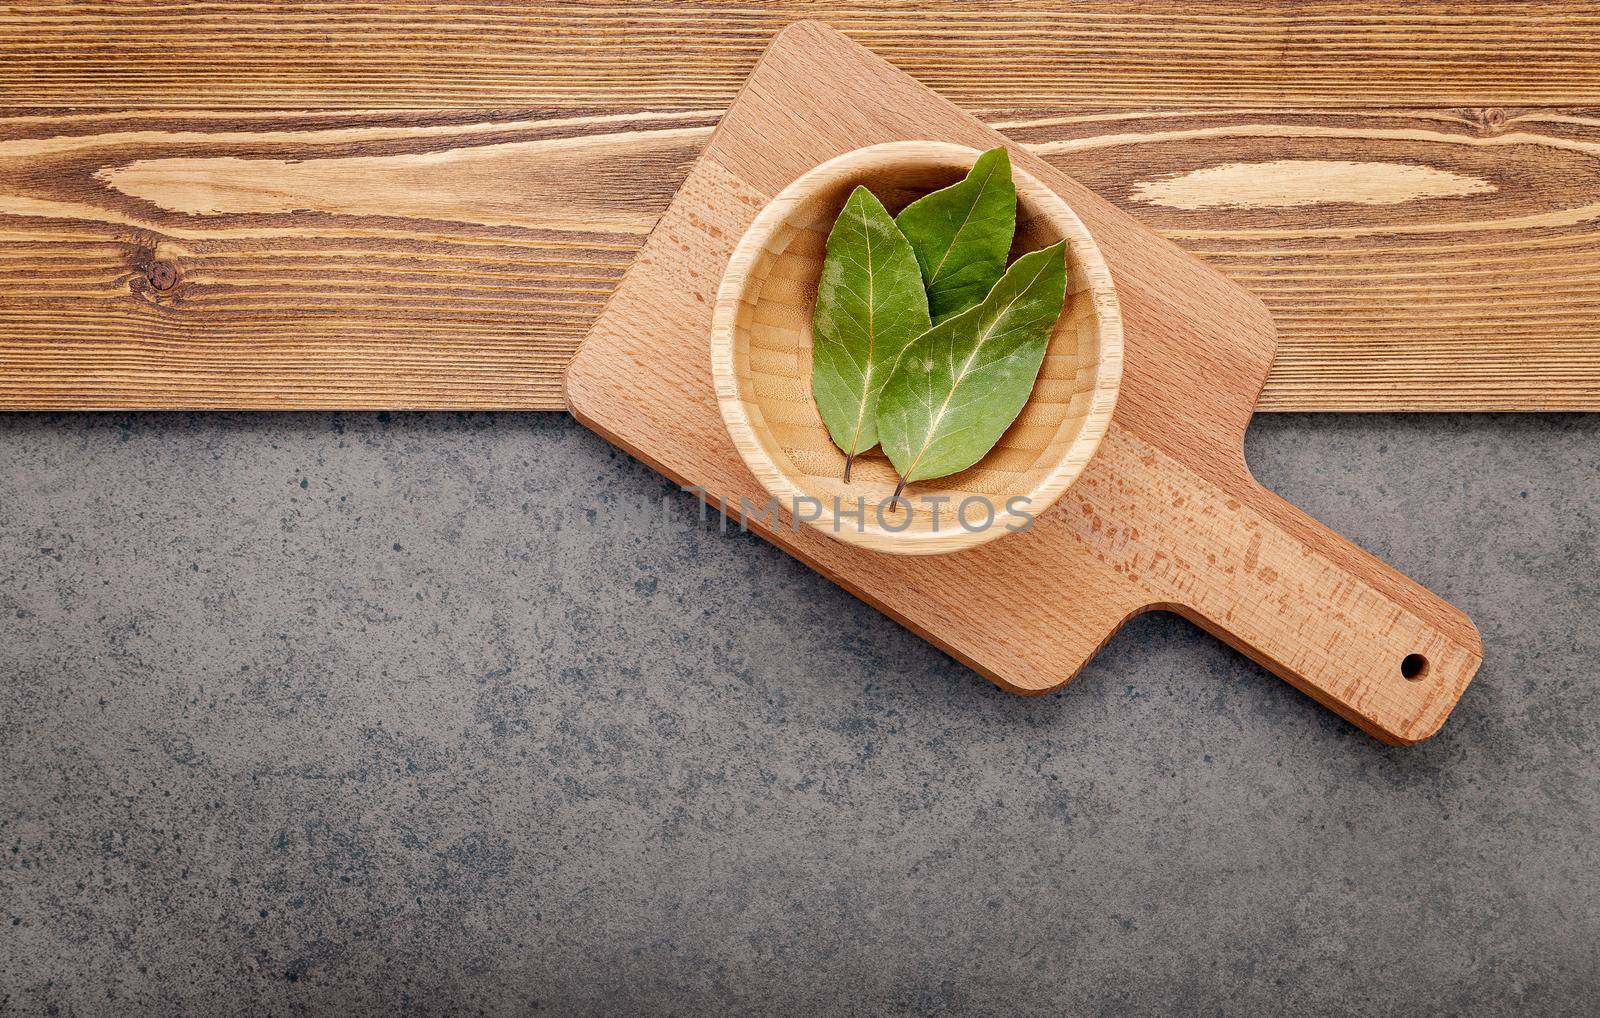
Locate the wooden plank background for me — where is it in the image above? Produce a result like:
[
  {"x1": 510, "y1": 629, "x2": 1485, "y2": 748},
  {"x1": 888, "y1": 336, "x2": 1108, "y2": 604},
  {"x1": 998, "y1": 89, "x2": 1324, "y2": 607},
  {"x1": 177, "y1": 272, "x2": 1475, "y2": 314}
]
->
[{"x1": 2, "y1": 2, "x2": 1598, "y2": 410}]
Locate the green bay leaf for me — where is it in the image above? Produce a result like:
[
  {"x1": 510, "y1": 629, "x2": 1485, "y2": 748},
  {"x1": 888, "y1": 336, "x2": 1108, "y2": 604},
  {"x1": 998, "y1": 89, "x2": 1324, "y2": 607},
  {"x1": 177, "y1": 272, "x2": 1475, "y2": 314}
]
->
[
  {"x1": 895, "y1": 146, "x2": 1017, "y2": 323},
  {"x1": 810, "y1": 185, "x2": 932, "y2": 479},
  {"x1": 876, "y1": 241, "x2": 1068, "y2": 489}
]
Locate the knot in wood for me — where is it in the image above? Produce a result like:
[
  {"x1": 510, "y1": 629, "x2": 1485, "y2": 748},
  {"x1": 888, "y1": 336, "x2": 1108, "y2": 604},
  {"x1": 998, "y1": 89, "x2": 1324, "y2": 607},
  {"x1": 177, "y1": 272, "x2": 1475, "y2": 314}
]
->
[{"x1": 146, "y1": 261, "x2": 180, "y2": 292}]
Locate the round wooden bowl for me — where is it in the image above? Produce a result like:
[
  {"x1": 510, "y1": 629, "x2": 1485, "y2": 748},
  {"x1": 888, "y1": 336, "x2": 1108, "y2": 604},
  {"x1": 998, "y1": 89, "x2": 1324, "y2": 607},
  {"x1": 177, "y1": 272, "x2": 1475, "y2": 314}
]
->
[{"x1": 710, "y1": 141, "x2": 1124, "y2": 555}]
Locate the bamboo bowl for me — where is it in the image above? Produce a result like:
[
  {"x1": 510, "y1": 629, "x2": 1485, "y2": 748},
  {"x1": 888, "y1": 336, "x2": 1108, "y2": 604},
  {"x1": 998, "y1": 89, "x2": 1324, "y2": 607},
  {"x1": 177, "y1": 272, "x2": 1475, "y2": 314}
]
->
[{"x1": 710, "y1": 141, "x2": 1124, "y2": 555}]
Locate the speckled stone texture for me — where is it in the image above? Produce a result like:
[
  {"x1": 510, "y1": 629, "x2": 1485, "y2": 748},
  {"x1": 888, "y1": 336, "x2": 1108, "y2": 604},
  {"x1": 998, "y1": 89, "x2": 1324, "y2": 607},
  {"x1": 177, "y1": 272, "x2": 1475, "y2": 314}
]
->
[{"x1": 1, "y1": 412, "x2": 1596, "y2": 1016}]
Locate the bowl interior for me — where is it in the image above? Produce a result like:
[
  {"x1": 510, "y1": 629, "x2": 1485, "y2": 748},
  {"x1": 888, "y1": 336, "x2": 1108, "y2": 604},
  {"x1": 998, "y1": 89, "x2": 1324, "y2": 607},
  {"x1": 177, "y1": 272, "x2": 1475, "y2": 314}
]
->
[{"x1": 716, "y1": 142, "x2": 1121, "y2": 553}]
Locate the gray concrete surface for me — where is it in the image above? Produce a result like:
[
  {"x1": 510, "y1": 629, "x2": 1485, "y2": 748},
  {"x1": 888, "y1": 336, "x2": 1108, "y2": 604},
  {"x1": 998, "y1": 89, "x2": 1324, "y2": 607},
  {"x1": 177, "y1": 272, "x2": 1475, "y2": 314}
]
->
[{"x1": 1, "y1": 411, "x2": 1596, "y2": 1016}]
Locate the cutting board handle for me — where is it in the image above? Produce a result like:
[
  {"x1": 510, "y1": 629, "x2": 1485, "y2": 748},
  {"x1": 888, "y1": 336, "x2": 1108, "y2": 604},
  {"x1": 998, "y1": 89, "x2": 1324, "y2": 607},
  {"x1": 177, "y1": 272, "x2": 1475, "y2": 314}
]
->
[
  {"x1": 1073, "y1": 429, "x2": 1482, "y2": 744},
  {"x1": 1172, "y1": 475, "x2": 1481, "y2": 744}
]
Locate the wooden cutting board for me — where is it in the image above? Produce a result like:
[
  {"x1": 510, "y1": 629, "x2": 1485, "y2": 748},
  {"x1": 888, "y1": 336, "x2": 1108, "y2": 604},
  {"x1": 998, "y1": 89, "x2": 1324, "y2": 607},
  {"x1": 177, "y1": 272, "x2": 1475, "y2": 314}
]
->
[{"x1": 564, "y1": 22, "x2": 1483, "y2": 744}]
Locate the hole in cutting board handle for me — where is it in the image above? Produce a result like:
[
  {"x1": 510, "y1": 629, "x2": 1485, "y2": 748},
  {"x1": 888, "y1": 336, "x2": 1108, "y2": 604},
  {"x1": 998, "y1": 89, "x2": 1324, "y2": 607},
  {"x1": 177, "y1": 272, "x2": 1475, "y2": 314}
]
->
[{"x1": 1400, "y1": 654, "x2": 1429, "y2": 681}]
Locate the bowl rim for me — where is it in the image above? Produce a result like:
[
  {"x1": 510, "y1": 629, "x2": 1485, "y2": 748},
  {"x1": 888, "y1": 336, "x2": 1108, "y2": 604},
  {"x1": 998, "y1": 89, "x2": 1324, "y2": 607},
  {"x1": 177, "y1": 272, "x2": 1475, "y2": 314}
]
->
[{"x1": 710, "y1": 140, "x2": 1124, "y2": 555}]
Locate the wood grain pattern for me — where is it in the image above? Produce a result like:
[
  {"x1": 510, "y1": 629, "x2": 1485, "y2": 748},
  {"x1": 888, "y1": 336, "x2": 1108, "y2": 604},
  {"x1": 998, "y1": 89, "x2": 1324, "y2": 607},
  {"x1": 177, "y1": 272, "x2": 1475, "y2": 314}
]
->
[
  {"x1": 565, "y1": 22, "x2": 1482, "y2": 743},
  {"x1": 4, "y1": 103, "x2": 1598, "y2": 409},
  {"x1": 4, "y1": 2, "x2": 1599, "y2": 109}
]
